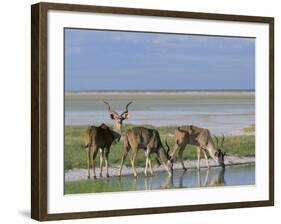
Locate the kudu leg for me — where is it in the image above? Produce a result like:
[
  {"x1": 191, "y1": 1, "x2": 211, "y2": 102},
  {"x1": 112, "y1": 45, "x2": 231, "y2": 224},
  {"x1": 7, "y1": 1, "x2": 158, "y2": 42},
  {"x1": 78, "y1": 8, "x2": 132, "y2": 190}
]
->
[
  {"x1": 197, "y1": 147, "x2": 201, "y2": 170},
  {"x1": 144, "y1": 157, "x2": 149, "y2": 177},
  {"x1": 119, "y1": 150, "x2": 129, "y2": 177},
  {"x1": 144, "y1": 148, "x2": 152, "y2": 177},
  {"x1": 148, "y1": 158, "x2": 154, "y2": 176},
  {"x1": 202, "y1": 149, "x2": 210, "y2": 169},
  {"x1": 99, "y1": 149, "x2": 104, "y2": 177},
  {"x1": 171, "y1": 143, "x2": 179, "y2": 160},
  {"x1": 92, "y1": 148, "x2": 98, "y2": 179},
  {"x1": 130, "y1": 150, "x2": 138, "y2": 177},
  {"x1": 104, "y1": 148, "x2": 110, "y2": 178},
  {"x1": 178, "y1": 146, "x2": 187, "y2": 171},
  {"x1": 86, "y1": 148, "x2": 91, "y2": 179}
]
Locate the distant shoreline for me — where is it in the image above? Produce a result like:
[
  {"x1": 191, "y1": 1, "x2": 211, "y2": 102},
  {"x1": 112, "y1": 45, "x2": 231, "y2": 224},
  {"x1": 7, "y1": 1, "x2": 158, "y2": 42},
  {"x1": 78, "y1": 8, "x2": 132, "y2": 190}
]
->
[{"x1": 65, "y1": 90, "x2": 255, "y2": 96}]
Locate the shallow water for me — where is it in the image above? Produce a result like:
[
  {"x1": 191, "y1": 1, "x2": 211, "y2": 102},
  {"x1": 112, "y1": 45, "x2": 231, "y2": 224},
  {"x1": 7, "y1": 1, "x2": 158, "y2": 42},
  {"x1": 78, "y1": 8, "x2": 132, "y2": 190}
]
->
[
  {"x1": 65, "y1": 91, "x2": 255, "y2": 135},
  {"x1": 65, "y1": 164, "x2": 255, "y2": 194}
]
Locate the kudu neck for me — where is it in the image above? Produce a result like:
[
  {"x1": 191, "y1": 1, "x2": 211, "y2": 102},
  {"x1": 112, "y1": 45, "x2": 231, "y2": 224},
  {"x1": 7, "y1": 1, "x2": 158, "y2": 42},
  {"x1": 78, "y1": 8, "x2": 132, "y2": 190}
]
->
[
  {"x1": 112, "y1": 122, "x2": 123, "y2": 142},
  {"x1": 158, "y1": 146, "x2": 173, "y2": 176},
  {"x1": 206, "y1": 139, "x2": 217, "y2": 159},
  {"x1": 113, "y1": 122, "x2": 122, "y2": 134},
  {"x1": 110, "y1": 124, "x2": 120, "y2": 140}
]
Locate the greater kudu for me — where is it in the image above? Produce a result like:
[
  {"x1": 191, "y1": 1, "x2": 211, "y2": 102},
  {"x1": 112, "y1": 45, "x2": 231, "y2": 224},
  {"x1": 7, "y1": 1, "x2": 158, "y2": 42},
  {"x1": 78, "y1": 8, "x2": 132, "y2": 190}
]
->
[
  {"x1": 170, "y1": 125, "x2": 225, "y2": 171},
  {"x1": 84, "y1": 101, "x2": 132, "y2": 179},
  {"x1": 119, "y1": 127, "x2": 173, "y2": 177}
]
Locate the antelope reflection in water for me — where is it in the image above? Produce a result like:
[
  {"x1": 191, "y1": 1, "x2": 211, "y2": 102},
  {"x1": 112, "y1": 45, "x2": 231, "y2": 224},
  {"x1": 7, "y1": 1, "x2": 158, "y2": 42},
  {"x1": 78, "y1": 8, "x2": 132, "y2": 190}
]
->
[
  {"x1": 161, "y1": 168, "x2": 226, "y2": 189},
  {"x1": 117, "y1": 174, "x2": 173, "y2": 190},
  {"x1": 158, "y1": 168, "x2": 226, "y2": 189},
  {"x1": 197, "y1": 168, "x2": 226, "y2": 187},
  {"x1": 116, "y1": 167, "x2": 226, "y2": 190}
]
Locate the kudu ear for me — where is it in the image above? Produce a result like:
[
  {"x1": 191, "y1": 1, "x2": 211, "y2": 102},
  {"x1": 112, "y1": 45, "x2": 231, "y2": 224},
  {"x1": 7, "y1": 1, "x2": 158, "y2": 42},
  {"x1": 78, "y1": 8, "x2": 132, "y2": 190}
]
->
[
  {"x1": 121, "y1": 112, "x2": 129, "y2": 120},
  {"x1": 120, "y1": 102, "x2": 132, "y2": 120},
  {"x1": 110, "y1": 113, "x2": 119, "y2": 120}
]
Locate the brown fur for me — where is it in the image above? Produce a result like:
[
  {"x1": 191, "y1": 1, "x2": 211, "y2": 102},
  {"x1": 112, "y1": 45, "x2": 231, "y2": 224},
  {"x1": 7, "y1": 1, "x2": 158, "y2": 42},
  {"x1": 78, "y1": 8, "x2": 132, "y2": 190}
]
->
[
  {"x1": 84, "y1": 124, "x2": 121, "y2": 179},
  {"x1": 171, "y1": 125, "x2": 225, "y2": 170},
  {"x1": 119, "y1": 127, "x2": 173, "y2": 177},
  {"x1": 84, "y1": 101, "x2": 132, "y2": 179}
]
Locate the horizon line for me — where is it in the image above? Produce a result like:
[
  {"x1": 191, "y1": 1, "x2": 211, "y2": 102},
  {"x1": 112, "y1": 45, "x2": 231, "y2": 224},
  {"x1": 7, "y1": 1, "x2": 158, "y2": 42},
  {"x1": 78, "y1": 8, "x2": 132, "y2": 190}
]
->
[{"x1": 65, "y1": 89, "x2": 255, "y2": 93}]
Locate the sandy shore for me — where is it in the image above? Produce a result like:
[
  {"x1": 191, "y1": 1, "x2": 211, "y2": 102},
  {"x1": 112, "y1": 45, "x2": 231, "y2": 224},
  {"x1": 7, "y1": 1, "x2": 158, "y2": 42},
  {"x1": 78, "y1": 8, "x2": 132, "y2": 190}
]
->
[
  {"x1": 65, "y1": 156, "x2": 255, "y2": 182},
  {"x1": 65, "y1": 91, "x2": 255, "y2": 136}
]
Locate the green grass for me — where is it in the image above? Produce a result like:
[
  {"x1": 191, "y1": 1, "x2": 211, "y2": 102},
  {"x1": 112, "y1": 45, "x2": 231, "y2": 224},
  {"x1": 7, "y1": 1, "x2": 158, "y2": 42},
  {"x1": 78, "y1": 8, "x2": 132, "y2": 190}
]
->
[
  {"x1": 242, "y1": 124, "x2": 255, "y2": 133},
  {"x1": 64, "y1": 124, "x2": 255, "y2": 170},
  {"x1": 64, "y1": 124, "x2": 175, "y2": 170},
  {"x1": 65, "y1": 178, "x2": 136, "y2": 194}
]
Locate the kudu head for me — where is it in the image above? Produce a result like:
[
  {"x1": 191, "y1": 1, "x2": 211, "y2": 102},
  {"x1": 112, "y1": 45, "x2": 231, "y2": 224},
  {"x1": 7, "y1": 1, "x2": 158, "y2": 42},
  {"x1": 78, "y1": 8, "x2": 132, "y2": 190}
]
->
[
  {"x1": 103, "y1": 101, "x2": 132, "y2": 133},
  {"x1": 155, "y1": 139, "x2": 173, "y2": 176},
  {"x1": 214, "y1": 135, "x2": 226, "y2": 169}
]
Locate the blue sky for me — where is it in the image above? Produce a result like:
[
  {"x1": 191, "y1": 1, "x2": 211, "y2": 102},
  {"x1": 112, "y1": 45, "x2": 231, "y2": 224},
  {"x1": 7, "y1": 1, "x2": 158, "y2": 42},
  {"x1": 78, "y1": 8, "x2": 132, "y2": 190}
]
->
[{"x1": 65, "y1": 28, "x2": 255, "y2": 91}]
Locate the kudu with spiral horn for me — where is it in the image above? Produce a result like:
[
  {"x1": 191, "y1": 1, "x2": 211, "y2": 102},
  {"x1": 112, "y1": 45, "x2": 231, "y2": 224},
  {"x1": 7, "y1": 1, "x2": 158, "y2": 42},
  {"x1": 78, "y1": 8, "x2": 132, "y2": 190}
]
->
[
  {"x1": 119, "y1": 127, "x2": 173, "y2": 177},
  {"x1": 103, "y1": 101, "x2": 132, "y2": 133},
  {"x1": 83, "y1": 101, "x2": 132, "y2": 179}
]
